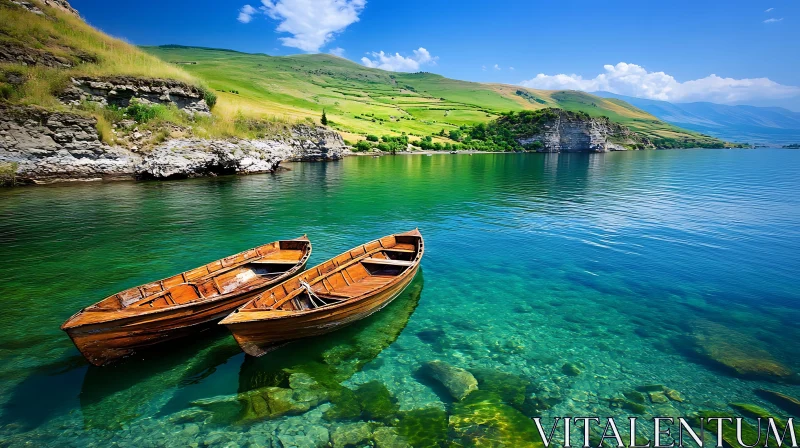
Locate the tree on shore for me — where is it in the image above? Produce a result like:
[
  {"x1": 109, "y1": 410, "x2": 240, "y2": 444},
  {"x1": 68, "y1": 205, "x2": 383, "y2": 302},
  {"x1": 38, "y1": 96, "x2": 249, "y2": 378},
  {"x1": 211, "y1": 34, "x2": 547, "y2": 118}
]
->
[{"x1": 321, "y1": 110, "x2": 328, "y2": 126}]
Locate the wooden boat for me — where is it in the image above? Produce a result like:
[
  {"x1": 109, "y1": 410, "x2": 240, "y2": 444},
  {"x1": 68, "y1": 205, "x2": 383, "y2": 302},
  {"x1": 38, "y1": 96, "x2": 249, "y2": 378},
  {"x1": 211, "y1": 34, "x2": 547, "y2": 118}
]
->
[
  {"x1": 220, "y1": 229, "x2": 424, "y2": 357},
  {"x1": 62, "y1": 236, "x2": 312, "y2": 366}
]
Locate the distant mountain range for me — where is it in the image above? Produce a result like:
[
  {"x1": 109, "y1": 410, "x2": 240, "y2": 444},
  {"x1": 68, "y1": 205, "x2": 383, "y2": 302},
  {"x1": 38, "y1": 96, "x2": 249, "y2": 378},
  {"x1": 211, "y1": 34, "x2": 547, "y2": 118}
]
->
[{"x1": 595, "y1": 92, "x2": 800, "y2": 145}]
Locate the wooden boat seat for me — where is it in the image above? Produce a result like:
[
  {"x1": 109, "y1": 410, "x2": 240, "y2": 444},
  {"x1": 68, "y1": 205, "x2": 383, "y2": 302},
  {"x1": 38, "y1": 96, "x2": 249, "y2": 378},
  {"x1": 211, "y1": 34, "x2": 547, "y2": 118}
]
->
[
  {"x1": 382, "y1": 248, "x2": 416, "y2": 253},
  {"x1": 327, "y1": 275, "x2": 395, "y2": 297},
  {"x1": 249, "y1": 260, "x2": 303, "y2": 265},
  {"x1": 362, "y1": 258, "x2": 415, "y2": 267}
]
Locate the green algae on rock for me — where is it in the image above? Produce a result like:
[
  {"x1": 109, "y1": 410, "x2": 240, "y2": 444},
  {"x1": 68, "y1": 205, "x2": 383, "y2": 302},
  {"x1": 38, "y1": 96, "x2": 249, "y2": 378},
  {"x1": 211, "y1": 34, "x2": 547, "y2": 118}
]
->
[
  {"x1": 649, "y1": 391, "x2": 669, "y2": 404},
  {"x1": 395, "y1": 406, "x2": 448, "y2": 448},
  {"x1": 324, "y1": 385, "x2": 363, "y2": 421},
  {"x1": 665, "y1": 388, "x2": 685, "y2": 402},
  {"x1": 421, "y1": 360, "x2": 478, "y2": 400},
  {"x1": 692, "y1": 410, "x2": 790, "y2": 448},
  {"x1": 730, "y1": 402, "x2": 786, "y2": 426},
  {"x1": 449, "y1": 391, "x2": 545, "y2": 447},
  {"x1": 623, "y1": 391, "x2": 646, "y2": 404},
  {"x1": 755, "y1": 389, "x2": 800, "y2": 417},
  {"x1": 562, "y1": 362, "x2": 582, "y2": 376},
  {"x1": 192, "y1": 372, "x2": 330, "y2": 423},
  {"x1": 373, "y1": 426, "x2": 410, "y2": 448},
  {"x1": 609, "y1": 397, "x2": 646, "y2": 414},
  {"x1": 472, "y1": 368, "x2": 531, "y2": 408},
  {"x1": 691, "y1": 320, "x2": 794, "y2": 381},
  {"x1": 355, "y1": 381, "x2": 400, "y2": 422},
  {"x1": 331, "y1": 421, "x2": 373, "y2": 447}
]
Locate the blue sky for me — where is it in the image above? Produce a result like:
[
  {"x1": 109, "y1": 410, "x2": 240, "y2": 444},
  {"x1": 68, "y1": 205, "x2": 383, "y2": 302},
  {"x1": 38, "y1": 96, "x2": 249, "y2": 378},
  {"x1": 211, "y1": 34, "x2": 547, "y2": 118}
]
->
[{"x1": 71, "y1": 0, "x2": 800, "y2": 110}]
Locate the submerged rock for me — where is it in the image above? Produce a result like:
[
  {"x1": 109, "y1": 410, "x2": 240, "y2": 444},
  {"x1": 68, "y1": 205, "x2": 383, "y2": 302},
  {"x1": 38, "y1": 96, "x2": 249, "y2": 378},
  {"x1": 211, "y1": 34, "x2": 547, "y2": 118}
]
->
[
  {"x1": 609, "y1": 398, "x2": 646, "y2": 415},
  {"x1": 324, "y1": 386, "x2": 363, "y2": 421},
  {"x1": 421, "y1": 360, "x2": 478, "y2": 400},
  {"x1": 449, "y1": 391, "x2": 545, "y2": 447},
  {"x1": 472, "y1": 369, "x2": 531, "y2": 408},
  {"x1": 648, "y1": 391, "x2": 669, "y2": 404},
  {"x1": 665, "y1": 388, "x2": 685, "y2": 402},
  {"x1": 331, "y1": 422, "x2": 372, "y2": 448},
  {"x1": 623, "y1": 391, "x2": 646, "y2": 404},
  {"x1": 395, "y1": 406, "x2": 448, "y2": 448},
  {"x1": 755, "y1": 389, "x2": 800, "y2": 417},
  {"x1": 192, "y1": 372, "x2": 329, "y2": 422},
  {"x1": 691, "y1": 320, "x2": 794, "y2": 381},
  {"x1": 730, "y1": 402, "x2": 785, "y2": 425},
  {"x1": 372, "y1": 427, "x2": 410, "y2": 448},
  {"x1": 354, "y1": 381, "x2": 399, "y2": 422},
  {"x1": 561, "y1": 362, "x2": 582, "y2": 376},
  {"x1": 693, "y1": 411, "x2": 786, "y2": 448}
]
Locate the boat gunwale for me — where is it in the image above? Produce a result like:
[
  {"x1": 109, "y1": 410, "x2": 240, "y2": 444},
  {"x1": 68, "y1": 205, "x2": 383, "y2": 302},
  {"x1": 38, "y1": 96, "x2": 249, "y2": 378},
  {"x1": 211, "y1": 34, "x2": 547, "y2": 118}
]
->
[
  {"x1": 220, "y1": 229, "x2": 423, "y2": 325},
  {"x1": 60, "y1": 236, "x2": 312, "y2": 330}
]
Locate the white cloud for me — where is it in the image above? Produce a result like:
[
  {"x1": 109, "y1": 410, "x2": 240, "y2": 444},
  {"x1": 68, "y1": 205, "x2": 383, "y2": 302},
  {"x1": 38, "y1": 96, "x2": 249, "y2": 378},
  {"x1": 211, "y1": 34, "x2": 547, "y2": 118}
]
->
[
  {"x1": 493, "y1": 64, "x2": 501, "y2": 71},
  {"x1": 238, "y1": 4, "x2": 257, "y2": 23},
  {"x1": 509, "y1": 66, "x2": 515, "y2": 71},
  {"x1": 329, "y1": 47, "x2": 345, "y2": 57},
  {"x1": 765, "y1": 7, "x2": 774, "y2": 12},
  {"x1": 482, "y1": 65, "x2": 487, "y2": 71},
  {"x1": 361, "y1": 47, "x2": 438, "y2": 72},
  {"x1": 763, "y1": 17, "x2": 783, "y2": 23},
  {"x1": 247, "y1": 0, "x2": 366, "y2": 52},
  {"x1": 519, "y1": 62, "x2": 800, "y2": 104}
]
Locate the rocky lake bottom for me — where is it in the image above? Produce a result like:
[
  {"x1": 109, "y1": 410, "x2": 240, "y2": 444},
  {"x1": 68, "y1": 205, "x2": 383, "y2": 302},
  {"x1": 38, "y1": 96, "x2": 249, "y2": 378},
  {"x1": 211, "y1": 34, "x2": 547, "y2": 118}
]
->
[{"x1": 0, "y1": 150, "x2": 799, "y2": 447}]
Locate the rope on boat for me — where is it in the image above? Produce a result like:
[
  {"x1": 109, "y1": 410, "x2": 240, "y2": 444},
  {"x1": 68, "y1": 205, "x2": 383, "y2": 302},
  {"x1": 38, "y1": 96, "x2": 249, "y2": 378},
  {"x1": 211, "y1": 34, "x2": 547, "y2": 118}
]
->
[{"x1": 299, "y1": 280, "x2": 325, "y2": 308}]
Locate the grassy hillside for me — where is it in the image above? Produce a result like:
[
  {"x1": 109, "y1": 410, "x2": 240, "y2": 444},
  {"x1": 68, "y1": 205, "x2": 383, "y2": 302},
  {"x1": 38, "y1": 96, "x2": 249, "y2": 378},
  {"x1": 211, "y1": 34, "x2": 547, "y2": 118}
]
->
[
  {"x1": 0, "y1": 0, "x2": 197, "y2": 108},
  {"x1": 0, "y1": 1, "x2": 293, "y2": 142},
  {"x1": 144, "y1": 45, "x2": 726, "y2": 147}
]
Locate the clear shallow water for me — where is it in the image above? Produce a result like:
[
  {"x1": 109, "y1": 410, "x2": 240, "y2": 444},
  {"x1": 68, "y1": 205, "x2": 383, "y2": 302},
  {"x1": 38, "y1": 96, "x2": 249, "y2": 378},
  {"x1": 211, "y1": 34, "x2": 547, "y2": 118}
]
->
[{"x1": 1, "y1": 149, "x2": 799, "y2": 447}]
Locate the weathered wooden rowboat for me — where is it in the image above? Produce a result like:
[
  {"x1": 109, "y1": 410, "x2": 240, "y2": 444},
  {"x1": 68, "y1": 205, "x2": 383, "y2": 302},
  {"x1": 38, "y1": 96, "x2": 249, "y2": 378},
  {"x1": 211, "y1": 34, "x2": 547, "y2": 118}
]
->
[
  {"x1": 220, "y1": 229, "x2": 424, "y2": 357},
  {"x1": 62, "y1": 236, "x2": 312, "y2": 366}
]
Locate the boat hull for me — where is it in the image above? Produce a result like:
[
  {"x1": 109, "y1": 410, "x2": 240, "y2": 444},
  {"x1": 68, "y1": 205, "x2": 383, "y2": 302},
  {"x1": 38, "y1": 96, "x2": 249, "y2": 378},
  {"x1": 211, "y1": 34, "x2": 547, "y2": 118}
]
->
[
  {"x1": 228, "y1": 265, "x2": 419, "y2": 357},
  {"x1": 66, "y1": 259, "x2": 308, "y2": 366}
]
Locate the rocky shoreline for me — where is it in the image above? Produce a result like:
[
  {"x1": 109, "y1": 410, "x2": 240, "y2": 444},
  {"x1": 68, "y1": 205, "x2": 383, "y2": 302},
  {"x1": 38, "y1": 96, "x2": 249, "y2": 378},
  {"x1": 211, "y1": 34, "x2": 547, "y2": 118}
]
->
[{"x1": 0, "y1": 104, "x2": 350, "y2": 185}]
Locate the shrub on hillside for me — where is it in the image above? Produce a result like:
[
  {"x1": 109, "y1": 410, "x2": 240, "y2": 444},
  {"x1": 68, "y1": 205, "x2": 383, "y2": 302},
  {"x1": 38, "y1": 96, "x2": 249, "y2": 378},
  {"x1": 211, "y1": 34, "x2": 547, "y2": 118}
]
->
[
  {"x1": 125, "y1": 99, "x2": 158, "y2": 123},
  {"x1": 366, "y1": 134, "x2": 379, "y2": 142},
  {"x1": 199, "y1": 86, "x2": 217, "y2": 109},
  {"x1": 354, "y1": 140, "x2": 372, "y2": 152},
  {"x1": 0, "y1": 162, "x2": 19, "y2": 187}
]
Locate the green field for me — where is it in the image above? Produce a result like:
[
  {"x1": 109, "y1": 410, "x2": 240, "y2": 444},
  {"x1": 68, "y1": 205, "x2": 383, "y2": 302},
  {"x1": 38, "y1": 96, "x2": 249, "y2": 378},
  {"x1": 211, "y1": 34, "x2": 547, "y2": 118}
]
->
[
  {"x1": 0, "y1": 0, "x2": 726, "y2": 148},
  {"x1": 144, "y1": 46, "x2": 725, "y2": 146}
]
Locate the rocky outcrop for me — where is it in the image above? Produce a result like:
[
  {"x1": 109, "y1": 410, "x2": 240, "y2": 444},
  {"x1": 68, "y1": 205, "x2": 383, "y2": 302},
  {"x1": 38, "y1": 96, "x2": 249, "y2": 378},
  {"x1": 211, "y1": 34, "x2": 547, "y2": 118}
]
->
[
  {"x1": 0, "y1": 105, "x2": 138, "y2": 182},
  {"x1": 0, "y1": 105, "x2": 350, "y2": 183},
  {"x1": 515, "y1": 109, "x2": 653, "y2": 152},
  {"x1": 60, "y1": 77, "x2": 211, "y2": 116},
  {"x1": 0, "y1": 42, "x2": 76, "y2": 68},
  {"x1": 289, "y1": 125, "x2": 349, "y2": 161},
  {"x1": 11, "y1": 0, "x2": 79, "y2": 16}
]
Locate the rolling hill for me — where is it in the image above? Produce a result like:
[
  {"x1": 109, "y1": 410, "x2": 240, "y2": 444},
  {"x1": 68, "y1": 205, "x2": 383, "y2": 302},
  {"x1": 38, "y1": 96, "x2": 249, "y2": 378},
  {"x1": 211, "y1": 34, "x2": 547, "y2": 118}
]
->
[
  {"x1": 143, "y1": 45, "x2": 727, "y2": 146},
  {"x1": 595, "y1": 92, "x2": 800, "y2": 145}
]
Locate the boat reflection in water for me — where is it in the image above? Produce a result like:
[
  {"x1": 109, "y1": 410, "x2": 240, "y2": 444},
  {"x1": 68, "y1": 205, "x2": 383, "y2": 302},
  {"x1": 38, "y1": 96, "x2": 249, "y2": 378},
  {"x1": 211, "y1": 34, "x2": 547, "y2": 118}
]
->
[
  {"x1": 191, "y1": 272, "x2": 424, "y2": 425},
  {"x1": 77, "y1": 272, "x2": 423, "y2": 429}
]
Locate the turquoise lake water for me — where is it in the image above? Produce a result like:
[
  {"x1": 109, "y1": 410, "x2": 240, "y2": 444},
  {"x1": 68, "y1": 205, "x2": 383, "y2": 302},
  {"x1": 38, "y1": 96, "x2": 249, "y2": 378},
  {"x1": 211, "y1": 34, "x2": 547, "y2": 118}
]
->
[{"x1": 1, "y1": 149, "x2": 799, "y2": 447}]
